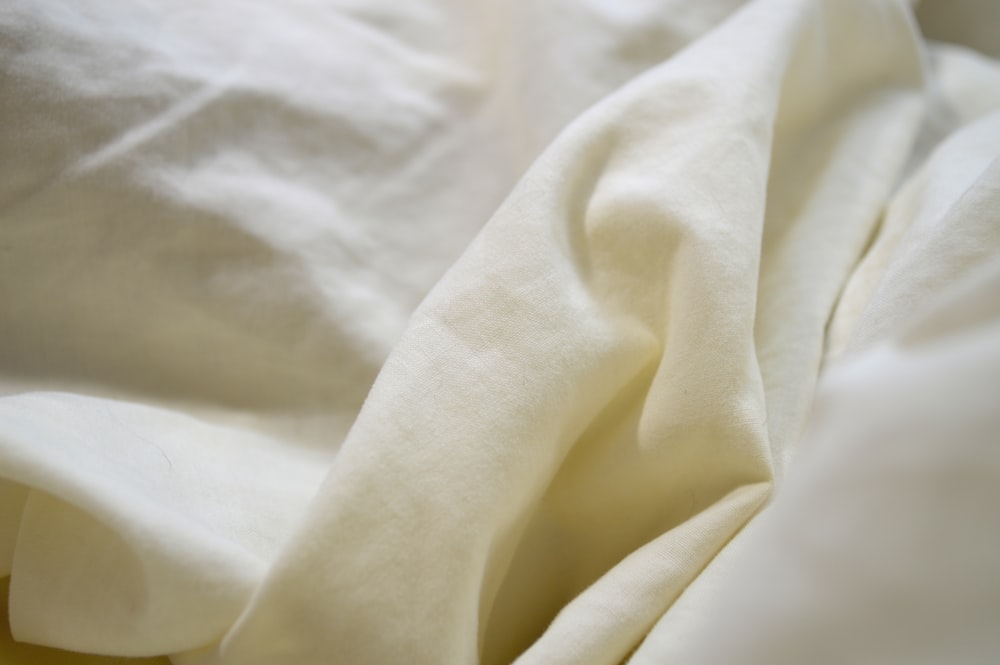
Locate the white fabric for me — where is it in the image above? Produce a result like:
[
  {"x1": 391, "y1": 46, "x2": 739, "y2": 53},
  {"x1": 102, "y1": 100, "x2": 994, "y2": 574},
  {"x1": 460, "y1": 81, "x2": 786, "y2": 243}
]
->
[
  {"x1": 1, "y1": 0, "x2": 999, "y2": 663},
  {"x1": 633, "y1": 260, "x2": 1000, "y2": 665}
]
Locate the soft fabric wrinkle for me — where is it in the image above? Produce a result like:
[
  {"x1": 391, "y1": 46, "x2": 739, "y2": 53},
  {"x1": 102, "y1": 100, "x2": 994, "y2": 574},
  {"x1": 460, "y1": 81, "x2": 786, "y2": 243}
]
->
[
  {"x1": 480, "y1": 0, "x2": 753, "y2": 165},
  {"x1": 517, "y1": 0, "x2": 925, "y2": 657},
  {"x1": 11, "y1": 493, "x2": 153, "y2": 649},
  {"x1": 9, "y1": 492, "x2": 253, "y2": 657},
  {"x1": 9, "y1": 491, "x2": 253, "y2": 656},
  {"x1": 477, "y1": 359, "x2": 662, "y2": 659},
  {"x1": 0, "y1": 397, "x2": 296, "y2": 562},
  {"x1": 753, "y1": 5, "x2": 924, "y2": 471},
  {"x1": 198, "y1": 2, "x2": 828, "y2": 664},
  {"x1": 0, "y1": 0, "x2": 754, "y2": 442},
  {"x1": 632, "y1": 263, "x2": 1000, "y2": 664},
  {"x1": 0, "y1": 393, "x2": 329, "y2": 654},
  {"x1": 513, "y1": 482, "x2": 769, "y2": 665},
  {"x1": 1, "y1": 0, "x2": 999, "y2": 662},
  {"x1": 67, "y1": 80, "x2": 235, "y2": 178},
  {"x1": 829, "y1": 113, "x2": 1000, "y2": 356},
  {"x1": 0, "y1": 186, "x2": 378, "y2": 416},
  {"x1": 928, "y1": 44, "x2": 1000, "y2": 126},
  {"x1": 897, "y1": 260, "x2": 1000, "y2": 350}
]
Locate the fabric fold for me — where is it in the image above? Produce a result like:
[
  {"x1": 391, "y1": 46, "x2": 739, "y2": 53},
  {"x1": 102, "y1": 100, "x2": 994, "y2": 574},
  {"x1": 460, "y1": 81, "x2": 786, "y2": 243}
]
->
[
  {"x1": 1, "y1": 0, "x2": 998, "y2": 663},
  {"x1": 184, "y1": 0, "x2": 927, "y2": 663}
]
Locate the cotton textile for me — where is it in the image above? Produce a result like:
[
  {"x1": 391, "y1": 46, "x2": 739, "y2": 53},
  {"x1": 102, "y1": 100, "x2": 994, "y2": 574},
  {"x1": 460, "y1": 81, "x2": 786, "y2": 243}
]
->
[{"x1": 1, "y1": 0, "x2": 999, "y2": 663}]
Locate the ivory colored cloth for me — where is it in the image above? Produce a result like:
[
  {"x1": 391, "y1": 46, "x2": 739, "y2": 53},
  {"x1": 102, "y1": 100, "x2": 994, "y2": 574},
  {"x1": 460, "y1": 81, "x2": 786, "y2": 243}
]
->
[{"x1": 1, "y1": 0, "x2": 999, "y2": 663}]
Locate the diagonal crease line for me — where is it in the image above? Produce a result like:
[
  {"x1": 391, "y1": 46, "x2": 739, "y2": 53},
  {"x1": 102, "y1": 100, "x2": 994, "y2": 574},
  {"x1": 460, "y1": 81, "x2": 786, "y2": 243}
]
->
[{"x1": 68, "y1": 74, "x2": 238, "y2": 177}]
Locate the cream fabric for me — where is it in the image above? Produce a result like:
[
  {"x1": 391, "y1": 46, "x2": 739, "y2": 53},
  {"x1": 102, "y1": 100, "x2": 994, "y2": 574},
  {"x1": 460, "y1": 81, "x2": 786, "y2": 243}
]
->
[{"x1": 1, "y1": 0, "x2": 999, "y2": 663}]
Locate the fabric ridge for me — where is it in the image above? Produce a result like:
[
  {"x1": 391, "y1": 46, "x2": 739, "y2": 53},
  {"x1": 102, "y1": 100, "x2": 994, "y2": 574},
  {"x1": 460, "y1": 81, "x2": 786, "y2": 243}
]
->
[{"x1": 1, "y1": 0, "x2": 998, "y2": 663}]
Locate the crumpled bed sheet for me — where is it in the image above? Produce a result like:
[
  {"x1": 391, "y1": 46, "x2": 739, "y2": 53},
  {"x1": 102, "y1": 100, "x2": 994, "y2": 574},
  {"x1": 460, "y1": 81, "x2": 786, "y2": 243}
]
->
[{"x1": 1, "y1": 0, "x2": 999, "y2": 663}]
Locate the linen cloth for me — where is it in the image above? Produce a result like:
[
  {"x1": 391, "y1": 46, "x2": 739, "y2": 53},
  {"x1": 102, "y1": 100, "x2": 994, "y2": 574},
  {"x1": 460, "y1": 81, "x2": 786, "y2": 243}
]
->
[{"x1": 1, "y1": 0, "x2": 999, "y2": 662}]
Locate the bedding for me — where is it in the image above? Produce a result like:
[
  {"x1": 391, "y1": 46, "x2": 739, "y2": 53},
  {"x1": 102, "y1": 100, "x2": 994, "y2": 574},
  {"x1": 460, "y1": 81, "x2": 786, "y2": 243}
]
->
[{"x1": 1, "y1": 0, "x2": 999, "y2": 663}]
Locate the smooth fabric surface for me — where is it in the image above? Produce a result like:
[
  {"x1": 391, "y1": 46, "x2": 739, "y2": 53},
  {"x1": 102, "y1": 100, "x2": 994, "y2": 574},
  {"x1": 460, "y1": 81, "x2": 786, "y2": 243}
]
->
[
  {"x1": 1, "y1": 0, "x2": 999, "y2": 663},
  {"x1": 0, "y1": 577, "x2": 168, "y2": 665}
]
